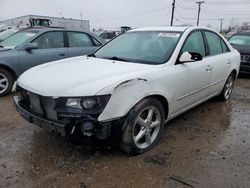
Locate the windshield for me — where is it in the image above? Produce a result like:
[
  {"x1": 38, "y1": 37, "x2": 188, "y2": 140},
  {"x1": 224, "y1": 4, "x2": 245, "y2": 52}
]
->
[
  {"x1": 94, "y1": 31, "x2": 181, "y2": 64},
  {"x1": 0, "y1": 29, "x2": 19, "y2": 41},
  {"x1": 0, "y1": 30, "x2": 38, "y2": 49},
  {"x1": 229, "y1": 34, "x2": 250, "y2": 45}
]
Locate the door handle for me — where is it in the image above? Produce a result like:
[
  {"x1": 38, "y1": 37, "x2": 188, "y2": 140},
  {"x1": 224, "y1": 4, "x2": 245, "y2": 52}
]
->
[
  {"x1": 59, "y1": 53, "x2": 65, "y2": 56},
  {"x1": 206, "y1": 65, "x2": 213, "y2": 71}
]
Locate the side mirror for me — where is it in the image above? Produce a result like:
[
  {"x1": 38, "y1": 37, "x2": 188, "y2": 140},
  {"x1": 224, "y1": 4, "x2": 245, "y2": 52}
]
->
[
  {"x1": 24, "y1": 43, "x2": 38, "y2": 51},
  {"x1": 179, "y1": 52, "x2": 203, "y2": 63}
]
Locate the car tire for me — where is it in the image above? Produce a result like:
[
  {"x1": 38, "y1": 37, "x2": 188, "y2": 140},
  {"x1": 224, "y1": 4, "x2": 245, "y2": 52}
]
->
[
  {"x1": 0, "y1": 68, "x2": 14, "y2": 96},
  {"x1": 120, "y1": 98, "x2": 165, "y2": 155},
  {"x1": 218, "y1": 73, "x2": 235, "y2": 101}
]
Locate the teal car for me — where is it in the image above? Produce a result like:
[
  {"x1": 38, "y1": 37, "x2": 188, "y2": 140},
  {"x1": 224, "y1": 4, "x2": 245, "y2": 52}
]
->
[{"x1": 0, "y1": 27, "x2": 105, "y2": 96}]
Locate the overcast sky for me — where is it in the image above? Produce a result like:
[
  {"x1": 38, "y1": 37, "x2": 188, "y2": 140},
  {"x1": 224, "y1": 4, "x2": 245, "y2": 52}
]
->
[{"x1": 0, "y1": 0, "x2": 250, "y2": 31}]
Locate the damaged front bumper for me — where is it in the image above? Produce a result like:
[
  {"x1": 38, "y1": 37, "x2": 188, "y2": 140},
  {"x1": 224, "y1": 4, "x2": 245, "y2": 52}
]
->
[
  {"x1": 14, "y1": 96, "x2": 68, "y2": 136},
  {"x1": 13, "y1": 96, "x2": 122, "y2": 139}
]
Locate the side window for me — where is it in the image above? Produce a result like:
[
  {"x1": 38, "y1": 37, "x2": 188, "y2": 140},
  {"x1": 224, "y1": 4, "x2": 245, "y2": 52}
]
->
[
  {"x1": 220, "y1": 39, "x2": 230, "y2": 53},
  {"x1": 182, "y1": 31, "x2": 206, "y2": 57},
  {"x1": 205, "y1": 31, "x2": 223, "y2": 55},
  {"x1": 99, "y1": 33, "x2": 108, "y2": 40},
  {"x1": 108, "y1": 32, "x2": 116, "y2": 39},
  {"x1": 33, "y1": 32, "x2": 64, "y2": 49},
  {"x1": 67, "y1": 32, "x2": 94, "y2": 47}
]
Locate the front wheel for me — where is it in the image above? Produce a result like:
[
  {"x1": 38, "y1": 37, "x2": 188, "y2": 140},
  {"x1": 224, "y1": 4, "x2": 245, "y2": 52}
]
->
[
  {"x1": 120, "y1": 98, "x2": 165, "y2": 154},
  {"x1": 218, "y1": 73, "x2": 235, "y2": 101},
  {"x1": 0, "y1": 68, "x2": 14, "y2": 96}
]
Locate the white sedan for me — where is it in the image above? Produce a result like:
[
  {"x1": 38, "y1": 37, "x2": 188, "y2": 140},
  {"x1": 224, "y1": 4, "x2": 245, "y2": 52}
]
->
[{"x1": 14, "y1": 26, "x2": 240, "y2": 154}]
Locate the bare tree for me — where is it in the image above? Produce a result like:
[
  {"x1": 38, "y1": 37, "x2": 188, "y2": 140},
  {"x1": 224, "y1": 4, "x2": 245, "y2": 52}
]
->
[{"x1": 237, "y1": 22, "x2": 250, "y2": 32}]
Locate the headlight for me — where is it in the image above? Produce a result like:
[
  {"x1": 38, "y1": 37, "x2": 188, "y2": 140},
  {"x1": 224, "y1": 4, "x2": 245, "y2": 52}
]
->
[
  {"x1": 82, "y1": 98, "x2": 97, "y2": 109},
  {"x1": 66, "y1": 98, "x2": 82, "y2": 109},
  {"x1": 65, "y1": 95, "x2": 111, "y2": 113}
]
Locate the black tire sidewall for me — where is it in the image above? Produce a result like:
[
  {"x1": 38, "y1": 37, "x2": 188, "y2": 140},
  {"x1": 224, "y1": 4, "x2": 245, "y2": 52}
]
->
[
  {"x1": 121, "y1": 98, "x2": 165, "y2": 154},
  {"x1": 0, "y1": 68, "x2": 14, "y2": 96},
  {"x1": 220, "y1": 73, "x2": 234, "y2": 101}
]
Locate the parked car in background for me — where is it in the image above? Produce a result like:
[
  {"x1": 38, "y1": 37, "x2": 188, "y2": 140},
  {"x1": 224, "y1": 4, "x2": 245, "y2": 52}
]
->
[
  {"x1": 14, "y1": 26, "x2": 240, "y2": 154},
  {"x1": 99, "y1": 31, "x2": 120, "y2": 41},
  {"x1": 229, "y1": 32, "x2": 250, "y2": 73},
  {"x1": 0, "y1": 25, "x2": 10, "y2": 33},
  {"x1": 0, "y1": 27, "x2": 22, "y2": 42},
  {"x1": 0, "y1": 27, "x2": 105, "y2": 96},
  {"x1": 224, "y1": 32, "x2": 235, "y2": 40}
]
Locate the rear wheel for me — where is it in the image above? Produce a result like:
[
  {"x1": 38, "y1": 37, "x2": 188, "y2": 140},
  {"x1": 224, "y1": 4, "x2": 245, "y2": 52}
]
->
[
  {"x1": 120, "y1": 98, "x2": 165, "y2": 154},
  {"x1": 0, "y1": 68, "x2": 14, "y2": 96},
  {"x1": 218, "y1": 73, "x2": 235, "y2": 101}
]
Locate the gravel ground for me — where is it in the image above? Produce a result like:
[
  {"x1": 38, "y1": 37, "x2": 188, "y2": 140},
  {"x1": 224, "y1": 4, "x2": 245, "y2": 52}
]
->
[{"x1": 0, "y1": 75, "x2": 250, "y2": 188}]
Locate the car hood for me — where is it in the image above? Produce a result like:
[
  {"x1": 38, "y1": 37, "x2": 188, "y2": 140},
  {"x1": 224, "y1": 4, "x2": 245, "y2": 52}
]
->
[
  {"x1": 0, "y1": 47, "x2": 11, "y2": 52},
  {"x1": 17, "y1": 56, "x2": 156, "y2": 97},
  {"x1": 231, "y1": 44, "x2": 250, "y2": 54}
]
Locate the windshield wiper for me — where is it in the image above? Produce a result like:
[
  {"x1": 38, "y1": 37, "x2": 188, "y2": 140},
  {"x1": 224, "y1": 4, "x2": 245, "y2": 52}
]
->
[
  {"x1": 87, "y1": 53, "x2": 96, "y2": 57},
  {"x1": 104, "y1": 56, "x2": 129, "y2": 62}
]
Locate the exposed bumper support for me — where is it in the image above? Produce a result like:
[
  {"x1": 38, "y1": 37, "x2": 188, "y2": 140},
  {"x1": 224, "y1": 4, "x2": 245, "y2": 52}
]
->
[{"x1": 14, "y1": 96, "x2": 67, "y2": 136}]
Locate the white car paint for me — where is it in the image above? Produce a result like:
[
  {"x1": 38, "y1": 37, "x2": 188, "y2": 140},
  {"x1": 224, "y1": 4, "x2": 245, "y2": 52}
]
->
[{"x1": 17, "y1": 26, "x2": 240, "y2": 122}]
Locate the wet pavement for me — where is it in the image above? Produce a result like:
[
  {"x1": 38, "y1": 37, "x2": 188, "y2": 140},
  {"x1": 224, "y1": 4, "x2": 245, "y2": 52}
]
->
[{"x1": 0, "y1": 75, "x2": 250, "y2": 188}]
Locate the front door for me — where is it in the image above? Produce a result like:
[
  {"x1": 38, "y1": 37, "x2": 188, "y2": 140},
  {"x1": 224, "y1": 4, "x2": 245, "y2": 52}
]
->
[
  {"x1": 19, "y1": 31, "x2": 68, "y2": 72},
  {"x1": 171, "y1": 30, "x2": 211, "y2": 115}
]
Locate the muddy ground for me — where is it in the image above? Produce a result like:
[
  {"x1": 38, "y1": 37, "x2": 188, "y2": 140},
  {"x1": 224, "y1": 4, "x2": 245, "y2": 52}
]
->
[{"x1": 0, "y1": 75, "x2": 250, "y2": 188}]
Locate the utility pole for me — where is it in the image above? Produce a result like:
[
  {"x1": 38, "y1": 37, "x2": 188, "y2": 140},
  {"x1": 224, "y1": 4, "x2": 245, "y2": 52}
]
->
[
  {"x1": 196, "y1": 1, "x2": 205, "y2": 26},
  {"x1": 220, "y1": 19, "x2": 224, "y2": 33},
  {"x1": 80, "y1": 12, "x2": 83, "y2": 28},
  {"x1": 170, "y1": 0, "x2": 176, "y2": 26}
]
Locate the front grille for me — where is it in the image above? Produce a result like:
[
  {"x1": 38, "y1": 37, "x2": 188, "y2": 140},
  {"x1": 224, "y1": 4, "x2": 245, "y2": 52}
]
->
[
  {"x1": 19, "y1": 87, "x2": 58, "y2": 120},
  {"x1": 241, "y1": 54, "x2": 250, "y2": 63}
]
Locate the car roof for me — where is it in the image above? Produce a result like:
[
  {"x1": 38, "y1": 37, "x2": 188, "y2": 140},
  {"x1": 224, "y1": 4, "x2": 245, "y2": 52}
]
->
[
  {"x1": 21, "y1": 27, "x2": 98, "y2": 36},
  {"x1": 233, "y1": 32, "x2": 250, "y2": 35},
  {"x1": 129, "y1": 26, "x2": 216, "y2": 33},
  {"x1": 129, "y1": 26, "x2": 190, "y2": 32},
  {"x1": 22, "y1": 27, "x2": 92, "y2": 33}
]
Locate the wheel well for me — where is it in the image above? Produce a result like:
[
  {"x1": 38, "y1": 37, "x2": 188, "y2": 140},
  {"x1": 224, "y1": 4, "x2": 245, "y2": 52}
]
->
[
  {"x1": 147, "y1": 95, "x2": 169, "y2": 119},
  {"x1": 0, "y1": 64, "x2": 17, "y2": 80},
  {"x1": 231, "y1": 69, "x2": 237, "y2": 80}
]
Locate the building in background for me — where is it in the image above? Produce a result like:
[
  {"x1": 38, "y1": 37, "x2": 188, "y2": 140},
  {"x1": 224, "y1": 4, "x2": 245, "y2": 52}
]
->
[{"x1": 0, "y1": 15, "x2": 90, "y2": 31}]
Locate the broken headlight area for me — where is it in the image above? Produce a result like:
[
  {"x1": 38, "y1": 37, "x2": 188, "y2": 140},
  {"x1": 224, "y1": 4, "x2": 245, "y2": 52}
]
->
[
  {"x1": 16, "y1": 86, "x2": 114, "y2": 139},
  {"x1": 56, "y1": 95, "x2": 111, "y2": 116}
]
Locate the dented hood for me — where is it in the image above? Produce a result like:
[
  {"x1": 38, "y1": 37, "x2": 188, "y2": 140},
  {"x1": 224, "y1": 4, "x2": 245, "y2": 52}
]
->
[{"x1": 17, "y1": 56, "x2": 155, "y2": 97}]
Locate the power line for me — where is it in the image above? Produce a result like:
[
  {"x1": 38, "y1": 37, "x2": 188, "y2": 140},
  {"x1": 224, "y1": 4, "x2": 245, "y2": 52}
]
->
[{"x1": 92, "y1": 6, "x2": 171, "y2": 22}]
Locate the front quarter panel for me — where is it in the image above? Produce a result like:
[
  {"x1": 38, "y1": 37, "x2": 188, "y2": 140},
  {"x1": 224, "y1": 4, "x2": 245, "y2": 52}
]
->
[
  {"x1": 0, "y1": 50, "x2": 22, "y2": 76},
  {"x1": 96, "y1": 66, "x2": 177, "y2": 122},
  {"x1": 97, "y1": 78, "x2": 151, "y2": 122}
]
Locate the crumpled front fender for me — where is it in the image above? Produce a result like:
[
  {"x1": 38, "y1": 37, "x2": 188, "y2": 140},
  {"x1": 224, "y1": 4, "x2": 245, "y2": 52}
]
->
[{"x1": 97, "y1": 78, "x2": 151, "y2": 122}]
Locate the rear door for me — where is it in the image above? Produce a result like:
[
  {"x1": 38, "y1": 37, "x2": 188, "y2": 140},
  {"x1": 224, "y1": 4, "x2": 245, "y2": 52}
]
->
[
  {"x1": 20, "y1": 31, "x2": 68, "y2": 72},
  {"x1": 203, "y1": 31, "x2": 232, "y2": 95},
  {"x1": 66, "y1": 31, "x2": 102, "y2": 57}
]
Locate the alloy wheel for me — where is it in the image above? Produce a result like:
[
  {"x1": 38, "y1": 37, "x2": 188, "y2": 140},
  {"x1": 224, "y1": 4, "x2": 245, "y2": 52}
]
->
[
  {"x1": 0, "y1": 73, "x2": 8, "y2": 94},
  {"x1": 132, "y1": 106, "x2": 161, "y2": 149},
  {"x1": 224, "y1": 76, "x2": 234, "y2": 100}
]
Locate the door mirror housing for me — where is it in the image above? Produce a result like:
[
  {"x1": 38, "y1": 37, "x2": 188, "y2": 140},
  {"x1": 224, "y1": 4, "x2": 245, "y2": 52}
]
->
[
  {"x1": 179, "y1": 52, "x2": 203, "y2": 63},
  {"x1": 24, "y1": 43, "x2": 38, "y2": 51}
]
